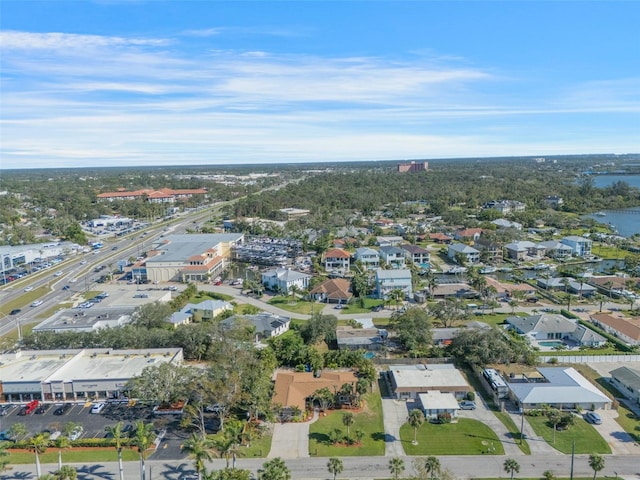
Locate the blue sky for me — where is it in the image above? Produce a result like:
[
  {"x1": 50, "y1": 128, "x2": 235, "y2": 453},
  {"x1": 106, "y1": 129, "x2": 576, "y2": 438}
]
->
[{"x1": 1, "y1": 1, "x2": 638, "y2": 169}]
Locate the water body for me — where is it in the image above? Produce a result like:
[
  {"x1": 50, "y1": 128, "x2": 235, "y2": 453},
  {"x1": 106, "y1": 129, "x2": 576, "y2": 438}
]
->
[
  {"x1": 585, "y1": 207, "x2": 640, "y2": 237},
  {"x1": 592, "y1": 174, "x2": 640, "y2": 189}
]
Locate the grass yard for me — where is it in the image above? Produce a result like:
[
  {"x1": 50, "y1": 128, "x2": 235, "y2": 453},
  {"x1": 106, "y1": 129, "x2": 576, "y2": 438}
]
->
[
  {"x1": 207, "y1": 426, "x2": 273, "y2": 459},
  {"x1": 5, "y1": 447, "x2": 139, "y2": 464},
  {"x1": 189, "y1": 291, "x2": 234, "y2": 303},
  {"x1": 309, "y1": 392, "x2": 385, "y2": 456},
  {"x1": 493, "y1": 411, "x2": 531, "y2": 455},
  {"x1": 400, "y1": 418, "x2": 504, "y2": 455},
  {"x1": 341, "y1": 298, "x2": 385, "y2": 314},
  {"x1": 0, "y1": 284, "x2": 51, "y2": 315},
  {"x1": 526, "y1": 415, "x2": 611, "y2": 454},
  {"x1": 615, "y1": 405, "x2": 640, "y2": 443},
  {"x1": 267, "y1": 297, "x2": 316, "y2": 315}
]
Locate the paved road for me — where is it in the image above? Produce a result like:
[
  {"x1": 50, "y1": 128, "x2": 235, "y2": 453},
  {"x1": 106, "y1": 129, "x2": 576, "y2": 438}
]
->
[{"x1": 3, "y1": 454, "x2": 640, "y2": 480}]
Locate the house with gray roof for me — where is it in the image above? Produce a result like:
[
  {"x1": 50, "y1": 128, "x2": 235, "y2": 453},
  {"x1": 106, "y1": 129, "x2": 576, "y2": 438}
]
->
[
  {"x1": 504, "y1": 241, "x2": 545, "y2": 261},
  {"x1": 221, "y1": 313, "x2": 290, "y2": 341},
  {"x1": 336, "y1": 326, "x2": 387, "y2": 351},
  {"x1": 375, "y1": 268, "x2": 412, "y2": 299},
  {"x1": 610, "y1": 366, "x2": 640, "y2": 405},
  {"x1": 506, "y1": 314, "x2": 606, "y2": 347},
  {"x1": 354, "y1": 247, "x2": 380, "y2": 271},
  {"x1": 447, "y1": 243, "x2": 480, "y2": 264},
  {"x1": 379, "y1": 245, "x2": 406, "y2": 269},
  {"x1": 261, "y1": 268, "x2": 311, "y2": 294},
  {"x1": 399, "y1": 244, "x2": 430, "y2": 269},
  {"x1": 508, "y1": 367, "x2": 611, "y2": 411},
  {"x1": 539, "y1": 240, "x2": 573, "y2": 259},
  {"x1": 168, "y1": 299, "x2": 233, "y2": 327}
]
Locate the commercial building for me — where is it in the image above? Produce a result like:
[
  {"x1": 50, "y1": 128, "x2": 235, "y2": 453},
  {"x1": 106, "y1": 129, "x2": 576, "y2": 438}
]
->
[
  {"x1": 96, "y1": 188, "x2": 207, "y2": 203},
  {"x1": 397, "y1": 161, "x2": 429, "y2": 173},
  {"x1": 33, "y1": 307, "x2": 134, "y2": 333},
  {"x1": 137, "y1": 233, "x2": 244, "y2": 283},
  {"x1": 0, "y1": 348, "x2": 183, "y2": 403},
  {"x1": 1, "y1": 241, "x2": 80, "y2": 276}
]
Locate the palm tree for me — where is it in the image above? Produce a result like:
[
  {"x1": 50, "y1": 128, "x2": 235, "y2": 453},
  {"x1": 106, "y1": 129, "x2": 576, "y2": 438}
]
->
[
  {"x1": 388, "y1": 457, "x2": 405, "y2": 480},
  {"x1": 131, "y1": 420, "x2": 156, "y2": 480},
  {"x1": 0, "y1": 446, "x2": 9, "y2": 472},
  {"x1": 258, "y1": 457, "x2": 291, "y2": 480},
  {"x1": 342, "y1": 412, "x2": 355, "y2": 444},
  {"x1": 182, "y1": 433, "x2": 214, "y2": 480},
  {"x1": 424, "y1": 456, "x2": 441, "y2": 480},
  {"x1": 503, "y1": 458, "x2": 520, "y2": 480},
  {"x1": 588, "y1": 453, "x2": 605, "y2": 480},
  {"x1": 54, "y1": 465, "x2": 77, "y2": 480},
  {"x1": 327, "y1": 457, "x2": 344, "y2": 480},
  {"x1": 54, "y1": 435, "x2": 71, "y2": 471},
  {"x1": 407, "y1": 409, "x2": 425, "y2": 445},
  {"x1": 27, "y1": 433, "x2": 50, "y2": 478},
  {"x1": 104, "y1": 422, "x2": 126, "y2": 480}
]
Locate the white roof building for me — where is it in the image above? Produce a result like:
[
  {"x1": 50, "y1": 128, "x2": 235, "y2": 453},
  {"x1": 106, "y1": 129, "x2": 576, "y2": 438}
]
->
[
  {"x1": 388, "y1": 364, "x2": 471, "y2": 400},
  {"x1": 418, "y1": 391, "x2": 461, "y2": 419}
]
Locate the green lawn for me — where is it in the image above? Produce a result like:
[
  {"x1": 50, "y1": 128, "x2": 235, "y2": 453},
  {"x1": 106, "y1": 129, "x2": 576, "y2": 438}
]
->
[
  {"x1": 493, "y1": 411, "x2": 531, "y2": 455},
  {"x1": 267, "y1": 297, "x2": 316, "y2": 315},
  {"x1": 0, "y1": 284, "x2": 51, "y2": 315},
  {"x1": 526, "y1": 415, "x2": 611, "y2": 454},
  {"x1": 309, "y1": 392, "x2": 385, "y2": 456},
  {"x1": 189, "y1": 291, "x2": 234, "y2": 303},
  {"x1": 615, "y1": 405, "x2": 640, "y2": 443},
  {"x1": 207, "y1": 426, "x2": 273, "y2": 459},
  {"x1": 341, "y1": 298, "x2": 385, "y2": 314},
  {"x1": 5, "y1": 447, "x2": 139, "y2": 464},
  {"x1": 400, "y1": 418, "x2": 504, "y2": 456}
]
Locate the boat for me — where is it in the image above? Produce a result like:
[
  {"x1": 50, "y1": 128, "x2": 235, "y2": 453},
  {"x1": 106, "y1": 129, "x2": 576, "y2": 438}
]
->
[
  {"x1": 448, "y1": 266, "x2": 467, "y2": 274},
  {"x1": 595, "y1": 211, "x2": 606, "y2": 217},
  {"x1": 479, "y1": 266, "x2": 497, "y2": 274}
]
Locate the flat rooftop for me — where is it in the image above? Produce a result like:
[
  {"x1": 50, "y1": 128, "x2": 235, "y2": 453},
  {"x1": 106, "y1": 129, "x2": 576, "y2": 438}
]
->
[
  {"x1": 389, "y1": 364, "x2": 469, "y2": 389},
  {"x1": 147, "y1": 233, "x2": 243, "y2": 263},
  {"x1": 33, "y1": 307, "x2": 133, "y2": 332},
  {"x1": 0, "y1": 351, "x2": 78, "y2": 384}
]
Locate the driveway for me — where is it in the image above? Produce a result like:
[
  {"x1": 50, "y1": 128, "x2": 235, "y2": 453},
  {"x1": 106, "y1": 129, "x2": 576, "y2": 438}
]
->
[
  {"x1": 457, "y1": 396, "x2": 522, "y2": 456},
  {"x1": 268, "y1": 411, "x2": 318, "y2": 459},
  {"x1": 380, "y1": 398, "x2": 408, "y2": 456},
  {"x1": 506, "y1": 411, "x2": 562, "y2": 456},
  {"x1": 587, "y1": 409, "x2": 640, "y2": 455}
]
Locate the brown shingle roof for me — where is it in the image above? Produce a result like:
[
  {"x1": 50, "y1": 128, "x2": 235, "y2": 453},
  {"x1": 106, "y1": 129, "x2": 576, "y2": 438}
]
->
[
  {"x1": 591, "y1": 313, "x2": 640, "y2": 341},
  {"x1": 272, "y1": 370, "x2": 358, "y2": 410},
  {"x1": 309, "y1": 278, "x2": 352, "y2": 300}
]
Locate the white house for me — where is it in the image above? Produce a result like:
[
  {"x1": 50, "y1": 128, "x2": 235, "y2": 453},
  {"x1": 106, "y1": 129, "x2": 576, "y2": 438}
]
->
[
  {"x1": 388, "y1": 364, "x2": 471, "y2": 400},
  {"x1": 447, "y1": 243, "x2": 480, "y2": 265},
  {"x1": 375, "y1": 268, "x2": 413, "y2": 299},
  {"x1": 561, "y1": 236, "x2": 592, "y2": 257},
  {"x1": 418, "y1": 391, "x2": 461, "y2": 421},
  {"x1": 379, "y1": 246, "x2": 406, "y2": 269},
  {"x1": 399, "y1": 244, "x2": 430, "y2": 269},
  {"x1": 610, "y1": 366, "x2": 640, "y2": 405},
  {"x1": 322, "y1": 248, "x2": 351, "y2": 274},
  {"x1": 261, "y1": 268, "x2": 312, "y2": 294},
  {"x1": 354, "y1": 247, "x2": 380, "y2": 271}
]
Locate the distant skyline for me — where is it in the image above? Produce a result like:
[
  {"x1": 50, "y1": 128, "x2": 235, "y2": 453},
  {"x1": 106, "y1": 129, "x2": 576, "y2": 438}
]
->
[{"x1": 1, "y1": 1, "x2": 639, "y2": 170}]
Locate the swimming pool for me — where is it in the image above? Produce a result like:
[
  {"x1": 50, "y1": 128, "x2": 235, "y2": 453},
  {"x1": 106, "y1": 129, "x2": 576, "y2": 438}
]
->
[
  {"x1": 363, "y1": 352, "x2": 376, "y2": 359},
  {"x1": 538, "y1": 340, "x2": 565, "y2": 348}
]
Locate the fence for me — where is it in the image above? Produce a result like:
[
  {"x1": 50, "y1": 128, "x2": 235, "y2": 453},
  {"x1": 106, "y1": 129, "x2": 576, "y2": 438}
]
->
[
  {"x1": 539, "y1": 354, "x2": 640, "y2": 363},
  {"x1": 373, "y1": 357, "x2": 454, "y2": 366}
]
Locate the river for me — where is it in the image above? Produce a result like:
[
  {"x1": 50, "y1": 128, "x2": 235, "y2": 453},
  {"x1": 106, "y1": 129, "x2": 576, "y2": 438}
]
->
[{"x1": 585, "y1": 174, "x2": 640, "y2": 237}]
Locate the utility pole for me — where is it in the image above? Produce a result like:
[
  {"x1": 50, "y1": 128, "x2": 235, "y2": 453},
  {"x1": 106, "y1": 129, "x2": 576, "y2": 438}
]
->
[
  {"x1": 569, "y1": 440, "x2": 575, "y2": 480},
  {"x1": 520, "y1": 405, "x2": 525, "y2": 445}
]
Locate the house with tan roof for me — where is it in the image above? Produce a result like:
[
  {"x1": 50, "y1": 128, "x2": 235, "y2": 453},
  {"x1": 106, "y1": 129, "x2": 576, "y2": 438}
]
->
[
  {"x1": 272, "y1": 370, "x2": 358, "y2": 411},
  {"x1": 429, "y1": 233, "x2": 452, "y2": 244},
  {"x1": 322, "y1": 248, "x2": 351, "y2": 274},
  {"x1": 454, "y1": 228, "x2": 483, "y2": 241},
  {"x1": 590, "y1": 313, "x2": 640, "y2": 346},
  {"x1": 308, "y1": 278, "x2": 353, "y2": 304}
]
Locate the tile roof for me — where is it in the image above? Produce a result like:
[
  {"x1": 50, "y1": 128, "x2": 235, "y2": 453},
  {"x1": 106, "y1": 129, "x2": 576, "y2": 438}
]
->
[{"x1": 272, "y1": 370, "x2": 358, "y2": 410}]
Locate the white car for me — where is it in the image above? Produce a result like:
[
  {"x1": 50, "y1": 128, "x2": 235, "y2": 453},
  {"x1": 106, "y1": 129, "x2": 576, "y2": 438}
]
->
[
  {"x1": 90, "y1": 402, "x2": 106, "y2": 414},
  {"x1": 31, "y1": 300, "x2": 44, "y2": 307},
  {"x1": 54, "y1": 271, "x2": 64, "y2": 277},
  {"x1": 68, "y1": 426, "x2": 83, "y2": 440},
  {"x1": 24, "y1": 286, "x2": 34, "y2": 292},
  {"x1": 69, "y1": 278, "x2": 77, "y2": 283}
]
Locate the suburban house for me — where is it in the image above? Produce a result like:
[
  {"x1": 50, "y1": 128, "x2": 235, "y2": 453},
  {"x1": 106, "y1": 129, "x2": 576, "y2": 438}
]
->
[
  {"x1": 454, "y1": 228, "x2": 483, "y2": 242},
  {"x1": 430, "y1": 283, "x2": 478, "y2": 299},
  {"x1": 474, "y1": 238, "x2": 503, "y2": 264},
  {"x1": 308, "y1": 278, "x2": 353, "y2": 304},
  {"x1": 538, "y1": 241, "x2": 573, "y2": 260},
  {"x1": 504, "y1": 241, "x2": 545, "y2": 261},
  {"x1": 590, "y1": 313, "x2": 640, "y2": 346},
  {"x1": 544, "y1": 196, "x2": 564, "y2": 209},
  {"x1": 375, "y1": 268, "x2": 413, "y2": 299},
  {"x1": 140, "y1": 233, "x2": 244, "y2": 283},
  {"x1": 447, "y1": 243, "x2": 480, "y2": 265},
  {"x1": 485, "y1": 277, "x2": 536, "y2": 299},
  {"x1": 379, "y1": 245, "x2": 407, "y2": 269},
  {"x1": 387, "y1": 364, "x2": 471, "y2": 400},
  {"x1": 491, "y1": 219, "x2": 523, "y2": 230},
  {"x1": 560, "y1": 236, "x2": 592, "y2": 257},
  {"x1": 322, "y1": 248, "x2": 351, "y2": 275},
  {"x1": 505, "y1": 314, "x2": 606, "y2": 347},
  {"x1": 354, "y1": 247, "x2": 380, "y2": 271},
  {"x1": 376, "y1": 236, "x2": 404, "y2": 247},
  {"x1": 261, "y1": 268, "x2": 312, "y2": 294},
  {"x1": 610, "y1": 366, "x2": 640, "y2": 405},
  {"x1": 419, "y1": 391, "x2": 461, "y2": 421},
  {"x1": 536, "y1": 277, "x2": 596, "y2": 296},
  {"x1": 400, "y1": 244, "x2": 430, "y2": 269},
  {"x1": 482, "y1": 200, "x2": 526, "y2": 215},
  {"x1": 221, "y1": 313, "x2": 290, "y2": 340},
  {"x1": 508, "y1": 367, "x2": 612, "y2": 411},
  {"x1": 272, "y1": 370, "x2": 358, "y2": 411},
  {"x1": 168, "y1": 300, "x2": 233, "y2": 327},
  {"x1": 429, "y1": 233, "x2": 452, "y2": 244},
  {"x1": 336, "y1": 326, "x2": 388, "y2": 351}
]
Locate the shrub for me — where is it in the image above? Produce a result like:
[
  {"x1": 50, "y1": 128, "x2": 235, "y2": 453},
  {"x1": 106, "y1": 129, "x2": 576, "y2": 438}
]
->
[{"x1": 466, "y1": 392, "x2": 475, "y2": 401}]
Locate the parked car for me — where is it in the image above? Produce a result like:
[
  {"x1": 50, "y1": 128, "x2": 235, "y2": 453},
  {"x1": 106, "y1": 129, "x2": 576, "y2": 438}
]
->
[
  {"x1": 90, "y1": 402, "x2": 106, "y2": 414},
  {"x1": 585, "y1": 411, "x2": 602, "y2": 425},
  {"x1": 68, "y1": 426, "x2": 83, "y2": 441},
  {"x1": 53, "y1": 403, "x2": 72, "y2": 415},
  {"x1": 334, "y1": 304, "x2": 345, "y2": 309},
  {"x1": 35, "y1": 404, "x2": 50, "y2": 414},
  {"x1": 0, "y1": 431, "x2": 13, "y2": 441},
  {"x1": 459, "y1": 401, "x2": 477, "y2": 410}
]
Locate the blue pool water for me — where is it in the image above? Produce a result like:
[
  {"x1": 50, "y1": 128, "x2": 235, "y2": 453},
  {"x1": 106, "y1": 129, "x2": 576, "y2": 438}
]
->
[
  {"x1": 538, "y1": 340, "x2": 565, "y2": 348},
  {"x1": 363, "y1": 352, "x2": 376, "y2": 359}
]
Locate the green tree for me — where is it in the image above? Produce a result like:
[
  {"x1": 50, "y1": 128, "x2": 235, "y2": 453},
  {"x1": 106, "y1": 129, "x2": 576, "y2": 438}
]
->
[
  {"x1": 588, "y1": 453, "x2": 605, "y2": 480},
  {"x1": 327, "y1": 457, "x2": 344, "y2": 480},
  {"x1": 8, "y1": 422, "x2": 27, "y2": 440},
  {"x1": 258, "y1": 457, "x2": 291, "y2": 480},
  {"x1": 54, "y1": 465, "x2": 77, "y2": 480},
  {"x1": 206, "y1": 469, "x2": 252, "y2": 480},
  {"x1": 182, "y1": 433, "x2": 215, "y2": 480},
  {"x1": 342, "y1": 412, "x2": 355, "y2": 444},
  {"x1": 408, "y1": 409, "x2": 425, "y2": 445},
  {"x1": 546, "y1": 408, "x2": 562, "y2": 444},
  {"x1": 27, "y1": 433, "x2": 50, "y2": 478},
  {"x1": 131, "y1": 421, "x2": 156, "y2": 480},
  {"x1": 54, "y1": 435, "x2": 71, "y2": 471},
  {"x1": 391, "y1": 307, "x2": 433, "y2": 356},
  {"x1": 131, "y1": 301, "x2": 173, "y2": 328},
  {"x1": 503, "y1": 458, "x2": 520, "y2": 480},
  {"x1": 424, "y1": 456, "x2": 441, "y2": 480},
  {"x1": 312, "y1": 387, "x2": 335, "y2": 413},
  {"x1": 104, "y1": 422, "x2": 126, "y2": 480},
  {"x1": 389, "y1": 456, "x2": 405, "y2": 480}
]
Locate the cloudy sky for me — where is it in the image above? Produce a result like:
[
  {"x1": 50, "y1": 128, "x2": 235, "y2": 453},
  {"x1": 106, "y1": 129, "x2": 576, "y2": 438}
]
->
[{"x1": 1, "y1": 1, "x2": 638, "y2": 169}]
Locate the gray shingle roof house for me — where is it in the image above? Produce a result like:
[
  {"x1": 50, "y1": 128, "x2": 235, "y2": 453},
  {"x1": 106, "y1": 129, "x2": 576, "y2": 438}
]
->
[
  {"x1": 221, "y1": 313, "x2": 290, "y2": 340},
  {"x1": 610, "y1": 366, "x2": 640, "y2": 405},
  {"x1": 261, "y1": 268, "x2": 312, "y2": 294},
  {"x1": 447, "y1": 243, "x2": 480, "y2": 264},
  {"x1": 506, "y1": 314, "x2": 606, "y2": 347},
  {"x1": 375, "y1": 268, "x2": 412, "y2": 299},
  {"x1": 508, "y1": 367, "x2": 611, "y2": 410}
]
